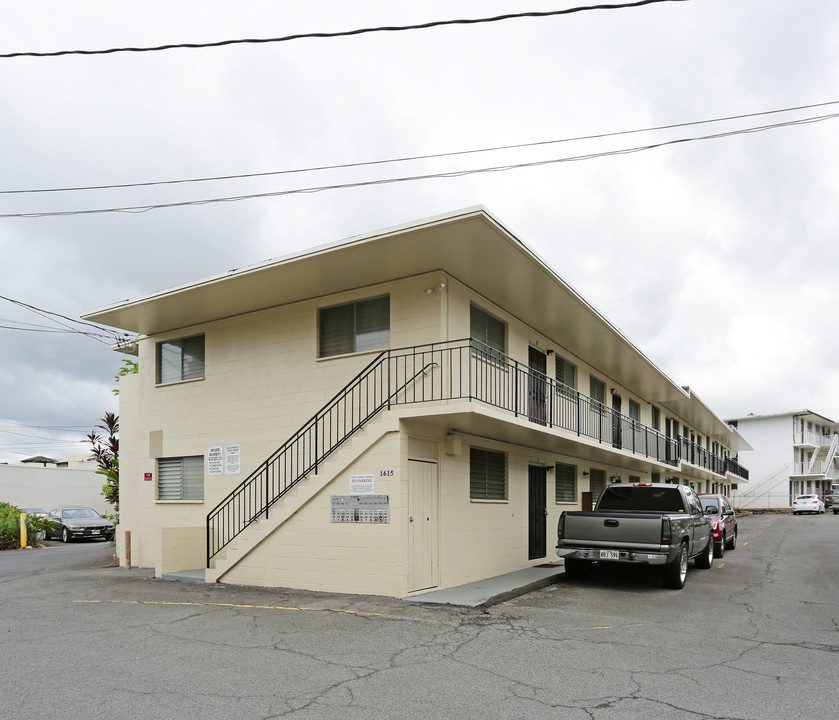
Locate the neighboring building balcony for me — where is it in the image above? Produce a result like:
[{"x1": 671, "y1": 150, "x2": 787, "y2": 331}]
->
[
  {"x1": 790, "y1": 461, "x2": 837, "y2": 478},
  {"x1": 793, "y1": 430, "x2": 834, "y2": 448}
]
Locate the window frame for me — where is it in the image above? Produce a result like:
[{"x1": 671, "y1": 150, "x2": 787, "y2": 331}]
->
[
  {"x1": 588, "y1": 467, "x2": 606, "y2": 505},
  {"x1": 469, "y1": 303, "x2": 506, "y2": 360},
  {"x1": 589, "y1": 376, "x2": 606, "y2": 406},
  {"x1": 318, "y1": 295, "x2": 390, "y2": 358},
  {"x1": 157, "y1": 334, "x2": 205, "y2": 385},
  {"x1": 469, "y1": 446, "x2": 507, "y2": 501},
  {"x1": 555, "y1": 355, "x2": 577, "y2": 397},
  {"x1": 156, "y1": 455, "x2": 205, "y2": 501},
  {"x1": 555, "y1": 462, "x2": 577, "y2": 503}
]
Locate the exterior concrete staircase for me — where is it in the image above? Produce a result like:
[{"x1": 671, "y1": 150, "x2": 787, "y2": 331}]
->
[{"x1": 206, "y1": 413, "x2": 396, "y2": 583}]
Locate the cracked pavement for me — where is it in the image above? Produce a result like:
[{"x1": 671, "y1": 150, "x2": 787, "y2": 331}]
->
[{"x1": 2, "y1": 513, "x2": 837, "y2": 719}]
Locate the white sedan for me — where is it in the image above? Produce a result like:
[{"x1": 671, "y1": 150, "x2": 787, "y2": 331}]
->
[{"x1": 792, "y1": 495, "x2": 825, "y2": 515}]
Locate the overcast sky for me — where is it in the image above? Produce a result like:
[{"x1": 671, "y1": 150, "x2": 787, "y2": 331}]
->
[{"x1": 2, "y1": 0, "x2": 839, "y2": 464}]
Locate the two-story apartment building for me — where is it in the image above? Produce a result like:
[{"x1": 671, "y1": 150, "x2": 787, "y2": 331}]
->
[
  {"x1": 84, "y1": 207, "x2": 749, "y2": 597},
  {"x1": 727, "y1": 410, "x2": 838, "y2": 510}
]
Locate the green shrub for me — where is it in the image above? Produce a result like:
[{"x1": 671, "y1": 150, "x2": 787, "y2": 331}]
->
[{"x1": 0, "y1": 502, "x2": 54, "y2": 550}]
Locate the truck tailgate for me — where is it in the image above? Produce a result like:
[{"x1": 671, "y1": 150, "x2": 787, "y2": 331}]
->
[{"x1": 562, "y1": 511, "x2": 665, "y2": 550}]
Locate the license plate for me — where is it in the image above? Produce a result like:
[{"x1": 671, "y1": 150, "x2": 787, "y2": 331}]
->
[
  {"x1": 90, "y1": 529, "x2": 100, "y2": 534},
  {"x1": 599, "y1": 549, "x2": 619, "y2": 560}
]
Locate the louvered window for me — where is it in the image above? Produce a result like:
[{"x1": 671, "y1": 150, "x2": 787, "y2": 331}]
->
[
  {"x1": 556, "y1": 355, "x2": 576, "y2": 389},
  {"x1": 157, "y1": 456, "x2": 204, "y2": 500},
  {"x1": 589, "y1": 468, "x2": 606, "y2": 505},
  {"x1": 555, "y1": 462, "x2": 577, "y2": 503},
  {"x1": 589, "y1": 376, "x2": 606, "y2": 405},
  {"x1": 158, "y1": 335, "x2": 205, "y2": 384},
  {"x1": 470, "y1": 447, "x2": 506, "y2": 500},
  {"x1": 470, "y1": 303, "x2": 505, "y2": 359},
  {"x1": 319, "y1": 296, "x2": 390, "y2": 357}
]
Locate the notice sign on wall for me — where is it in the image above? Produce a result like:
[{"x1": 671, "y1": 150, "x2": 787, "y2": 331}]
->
[
  {"x1": 208, "y1": 446, "x2": 224, "y2": 476},
  {"x1": 208, "y1": 444, "x2": 241, "y2": 475},
  {"x1": 350, "y1": 473, "x2": 374, "y2": 494},
  {"x1": 225, "y1": 444, "x2": 241, "y2": 475}
]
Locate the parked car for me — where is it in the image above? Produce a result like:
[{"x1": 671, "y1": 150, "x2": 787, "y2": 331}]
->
[
  {"x1": 19, "y1": 507, "x2": 49, "y2": 541},
  {"x1": 792, "y1": 495, "x2": 825, "y2": 515},
  {"x1": 698, "y1": 493, "x2": 737, "y2": 557},
  {"x1": 823, "y1": 493, "x2": 839, "y2": 509},
  {"x1": 44, "y1": 506, "x2": 115, "y2": 542}
]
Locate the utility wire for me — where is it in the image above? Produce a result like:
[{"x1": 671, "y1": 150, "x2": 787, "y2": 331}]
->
[
  {"x1": 0, "y1": 1, "x2": 688, "y2": 59},
  {"x1": 3, "y1": 111, "x2": 836, "y2": 220},
  {"x1": 0, "y1": 294, "x2": 133, "y2": 345},
  {"x1": 3, "y1": 99, "x2": 836, "y2": 196}
]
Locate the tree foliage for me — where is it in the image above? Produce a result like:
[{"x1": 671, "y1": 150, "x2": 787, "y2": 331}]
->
[{"x1": 87, "y1": 412, "x2": 119, "y2": 521}]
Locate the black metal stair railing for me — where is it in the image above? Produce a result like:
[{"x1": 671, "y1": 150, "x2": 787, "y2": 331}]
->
[
  {"x1": 206, "y1": 343, "x2": 446, "y2": 566},
  {"x1": 206, "y1": 338, "x2": 689, "y2": 566}
]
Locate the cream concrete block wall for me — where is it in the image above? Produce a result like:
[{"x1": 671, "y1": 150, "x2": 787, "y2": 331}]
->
[
  {"x1": 437, "y1": 435, "x2": 650, "y2": 589},
  {"x1": 159, "y1": 526, "x2": 206, "y2": 574},
  {"x1": 218, "y1": 432, "x2": 408, "y2": 596},
  {"x1": 118, "y1": 273, "x2": 448, "y2": 572}
]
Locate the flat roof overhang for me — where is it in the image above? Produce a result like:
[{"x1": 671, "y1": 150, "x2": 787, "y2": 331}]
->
[{"x1": 84, "y1": 206, "x2": 737, "y2": 447}]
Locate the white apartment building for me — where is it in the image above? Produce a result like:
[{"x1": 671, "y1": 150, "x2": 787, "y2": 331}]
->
[
  {"x1": 727, "y1": 410, "x2": 838, "y2": 510},
  {"x1": 84, "y1": 207, "x2": 750, "y2": 597}
]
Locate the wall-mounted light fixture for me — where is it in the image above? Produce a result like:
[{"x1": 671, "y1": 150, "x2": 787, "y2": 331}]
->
[
  {"x1": 424, "y1": 282, "x2": 447, "y2": 295},
  {"x1": 545, "y1": 465, "x2": 554, "y2": 473},
  {"x1": 610, "y1": 475, "x2": 622, "y2": 483},
  {"x1": 582, "y1": 471, "x2": 589, "y2": 477},
  {"x1": 546, "y1": 349, "x2": 554, "y2": 356}
]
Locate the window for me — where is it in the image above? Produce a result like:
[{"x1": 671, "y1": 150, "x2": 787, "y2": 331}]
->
[
  {"x1": 470, "y1": 303, "x2": 505, "y2": 358},
  {"x1": 556, "y1": 355, "x2": 577, "y2": 391},
  {"x1": 157, "y1": 456, "x2": 204, "y2": 500},
  {"x1": 470, "y1": 447, "x2": 506, "y2": 500},
  {"x1": 158, "y1": 335, "x2": 205, "y2": 384},
  {"x1": 589, "y1": 376, "x2": 606, "y2": 405},
  {"x1": 589, "y1": 468, "x2": 606, "y2": 503},
  {"x1": 555, "y1": 462, "x2": 576, "y2": 502},
  {"x1": 651, "y1": 406, "x2": 660, "y2": 431},
  {"x1": 319, "y1": 295, "x2": 390, "y2": 357}
]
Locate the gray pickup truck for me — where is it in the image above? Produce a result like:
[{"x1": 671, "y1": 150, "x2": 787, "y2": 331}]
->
[{"x1": 556, "y1": 483, "x2": 714, "y2": 589}]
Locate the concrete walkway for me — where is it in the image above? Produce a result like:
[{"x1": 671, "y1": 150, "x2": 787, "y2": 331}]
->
[{"x1": 162, "y1": 561, "x2": 566, "y2": 607}]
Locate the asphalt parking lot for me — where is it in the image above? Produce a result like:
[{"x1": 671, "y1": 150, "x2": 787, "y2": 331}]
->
[{"x1": 2, "y1": 513, "x2": 837, "y2": 719}]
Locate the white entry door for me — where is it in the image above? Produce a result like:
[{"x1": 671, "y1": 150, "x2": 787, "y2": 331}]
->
[{"x1": 408, "y1": 459, "x2": 438, "y2": 592}]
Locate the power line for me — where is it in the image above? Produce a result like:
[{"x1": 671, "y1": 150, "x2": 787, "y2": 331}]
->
[
  {"x1": 3, "y1": 111, "x2": 836, "y2": 220},
  {"x1": 0, "y1": 294, "x2": 134, "y2": 345},
  {"x1": 4, "y1": 99, "x2": 836, "y2": 197},
  {"x1": 0, "y1": 1, "x2": 688, "y2": 59}
]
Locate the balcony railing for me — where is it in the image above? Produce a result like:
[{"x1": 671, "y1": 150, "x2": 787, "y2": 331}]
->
[
  {"x1": 793, "y1": 431, "x2": 833, "y2": 447},
  {"x1": 725, "y1": 457, "x2": 749, "y2": 481},
  {"x1": 679, "y1": 437, "x2": 727, "y2": 476}
]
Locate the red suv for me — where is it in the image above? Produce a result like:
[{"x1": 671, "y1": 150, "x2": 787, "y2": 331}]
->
[{"x1": 698, "y1": 493, "x2": 738, "y2": 558}]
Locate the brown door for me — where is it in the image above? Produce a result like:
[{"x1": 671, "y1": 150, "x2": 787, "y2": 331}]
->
[
  {"x1": 528, "y1": 347, "x2": 547, "y2": 426},
  {"x1": 528, "y1": 465, "x2": 547, "y2": 560}
]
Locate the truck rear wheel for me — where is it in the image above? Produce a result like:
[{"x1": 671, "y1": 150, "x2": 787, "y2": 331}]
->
[{"x1": 662, "y1": 543, "x2": 688, "y2": 589}]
